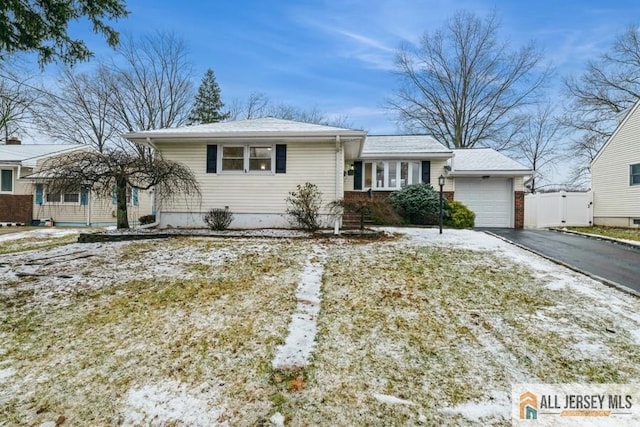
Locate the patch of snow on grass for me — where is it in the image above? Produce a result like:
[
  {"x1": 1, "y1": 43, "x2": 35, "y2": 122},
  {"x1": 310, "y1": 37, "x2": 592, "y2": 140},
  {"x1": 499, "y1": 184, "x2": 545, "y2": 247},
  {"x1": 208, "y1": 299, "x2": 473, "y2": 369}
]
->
[
  {"x1": 0, "y1": 227, "x2": 79, "y2": 242},
  {"x1": 441, "y1": 400, "x2": 508, "y2": 422},
  {"x1": 122, "y1": 381, "x2": 228, "y2": 426},
  {"x1": 272, "y1": 245, "x2": 327, "y2": 370},
  {"x1": 0, "y1": 367, "x2": 15, "y2": 382},
  {"x1": 373, "y1": 393, "x2": 416, "y2": 406},
  {"x1": 270, "y1": 412, "x2": 285, "y2": 426}
]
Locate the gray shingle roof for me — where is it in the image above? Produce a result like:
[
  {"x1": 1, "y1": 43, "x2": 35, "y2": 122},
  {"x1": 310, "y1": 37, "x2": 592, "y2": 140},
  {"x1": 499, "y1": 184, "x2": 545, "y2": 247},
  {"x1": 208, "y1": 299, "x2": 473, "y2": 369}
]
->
[
  {"x1": 360, "y1": 135, "x2": 452, "y2": 158},
  {"x1": 124, "y1": 117, "x2": 366, "y2": 140},
  {"x1": 0, "y1": 144, "x2": 86, "y2": 166},
  {"x1": 451, "y1": 148, "x2": 530, "y2": 172}
]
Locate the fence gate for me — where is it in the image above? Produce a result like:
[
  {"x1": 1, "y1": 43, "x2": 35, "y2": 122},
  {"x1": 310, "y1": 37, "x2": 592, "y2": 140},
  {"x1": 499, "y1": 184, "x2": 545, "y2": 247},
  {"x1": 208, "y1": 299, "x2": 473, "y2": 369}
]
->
[{"x1": 525, "y1": 191, "x2": 593, "y2": 228}]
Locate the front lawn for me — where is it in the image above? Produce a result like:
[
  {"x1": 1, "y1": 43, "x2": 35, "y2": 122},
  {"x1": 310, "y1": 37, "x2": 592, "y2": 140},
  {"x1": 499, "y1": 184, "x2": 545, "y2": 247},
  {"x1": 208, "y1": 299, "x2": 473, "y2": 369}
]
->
[
  {"x1": 567, "y1": 226, "x2": 640, "y2": 242},
  {"x1": 1, "y1": 228, "x2": 639, "y2": 425}
]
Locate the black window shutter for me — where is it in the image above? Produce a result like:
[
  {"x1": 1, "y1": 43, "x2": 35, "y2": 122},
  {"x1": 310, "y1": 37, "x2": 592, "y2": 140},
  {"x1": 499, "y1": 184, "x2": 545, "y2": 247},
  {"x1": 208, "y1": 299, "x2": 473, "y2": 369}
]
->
[
  {"x1": 206, "y1": 144, "x2": 217, "y2": 173},
  {"x1": 275, "y1": 144, "x2": 287, "y2": 173},
  {"x1": 354, "y1": 161, "x2": 363, "y2": 190},
  {"x1": 421, "y1": 160, "x2": 431, "y2": 184}
]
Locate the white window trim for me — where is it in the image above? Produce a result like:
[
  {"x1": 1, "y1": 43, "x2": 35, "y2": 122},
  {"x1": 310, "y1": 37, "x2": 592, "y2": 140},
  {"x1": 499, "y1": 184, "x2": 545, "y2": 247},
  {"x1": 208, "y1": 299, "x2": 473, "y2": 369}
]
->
[
  {"x1": 363, "y1": 160, "x2": 421, "y2": 190},
  {"x1": 631, "y1": 163, "x2": 640, "y2": 186},
  {"x1": 44, "y1": 191, "x2": 81, "y2": 205},
  {"x1": 0, "y1": 168, "x2": 14, "y2": 194},
  {"x1": 219, "y1": 144, "x2": 275, "y2": 174}
]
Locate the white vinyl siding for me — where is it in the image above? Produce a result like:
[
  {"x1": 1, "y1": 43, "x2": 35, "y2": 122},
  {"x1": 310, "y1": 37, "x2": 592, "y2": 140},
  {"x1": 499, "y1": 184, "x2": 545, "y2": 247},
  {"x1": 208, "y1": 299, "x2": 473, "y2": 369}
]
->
[
  {"x1": 33, "y1": 187, "x2": 152, "y2": 226},
  {"x1": 592, "y1": 103, "x2": 640, "y2": 218},
  {"x1": 157, "y1": 140, "x2": 338, "y2": 214}
]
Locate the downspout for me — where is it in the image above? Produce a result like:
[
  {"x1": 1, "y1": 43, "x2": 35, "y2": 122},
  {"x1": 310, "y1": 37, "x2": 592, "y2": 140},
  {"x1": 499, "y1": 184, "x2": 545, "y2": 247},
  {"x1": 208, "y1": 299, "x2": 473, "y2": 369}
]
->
[
  {"x1": 86, "y1": 189, "x2": 90, "y2": 226},
  {"x1": 334, "y1": 135, "x2": 342, "y2": 234}
]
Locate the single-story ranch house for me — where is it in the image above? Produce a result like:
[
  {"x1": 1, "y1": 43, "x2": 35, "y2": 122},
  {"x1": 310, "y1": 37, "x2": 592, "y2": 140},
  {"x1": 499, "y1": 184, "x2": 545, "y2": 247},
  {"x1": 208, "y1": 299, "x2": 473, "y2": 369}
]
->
[
  {"x1": 0, "y1": 139, "x2": 152, "y2": 226},
  {"x1": 124, "y1": 118, "x2": 531, "y2": 229}
]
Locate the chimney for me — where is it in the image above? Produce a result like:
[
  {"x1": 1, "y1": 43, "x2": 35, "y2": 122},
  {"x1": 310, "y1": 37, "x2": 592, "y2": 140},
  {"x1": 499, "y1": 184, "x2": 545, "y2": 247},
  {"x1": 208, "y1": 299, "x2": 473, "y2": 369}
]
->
[{"x1": 6, "y1": 136, "x2": 21, "y2": 145}]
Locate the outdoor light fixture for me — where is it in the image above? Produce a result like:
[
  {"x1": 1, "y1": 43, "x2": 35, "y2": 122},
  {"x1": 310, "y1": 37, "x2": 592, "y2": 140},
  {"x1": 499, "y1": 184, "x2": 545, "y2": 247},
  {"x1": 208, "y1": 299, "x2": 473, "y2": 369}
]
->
[{"x1": 438, "y1": 174, "x2": 445, "y2": 234}]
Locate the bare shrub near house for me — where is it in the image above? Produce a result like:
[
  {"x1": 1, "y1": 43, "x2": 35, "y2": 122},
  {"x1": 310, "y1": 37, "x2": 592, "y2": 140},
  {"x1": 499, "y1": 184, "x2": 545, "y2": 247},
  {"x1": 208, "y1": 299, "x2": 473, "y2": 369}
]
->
[
  {"x1": 286, "y1": 183, "x2": 322, "y2": 231},
  {"x1": 203, "y1": 207, "x2": 233, "y2": 231}
]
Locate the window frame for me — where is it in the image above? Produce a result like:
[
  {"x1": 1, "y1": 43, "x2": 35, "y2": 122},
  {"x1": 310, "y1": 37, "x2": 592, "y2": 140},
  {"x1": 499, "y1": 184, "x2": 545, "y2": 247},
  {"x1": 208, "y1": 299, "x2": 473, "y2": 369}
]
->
[
  {"x1": 0, "y1": 169, "x2": 13, "y2": 193},
  {"x1": 219, "y1": 143, "x2": 275, "y2": 174},
  {"x1": 44, "y1": 190, "x2": 82, "y2": 205},
  {"x1": 362, "y1": 160, "x2": 422, "y2": 190},
  {"x1": 631, "y1": 163, "x2": 640, "y2": 186}
]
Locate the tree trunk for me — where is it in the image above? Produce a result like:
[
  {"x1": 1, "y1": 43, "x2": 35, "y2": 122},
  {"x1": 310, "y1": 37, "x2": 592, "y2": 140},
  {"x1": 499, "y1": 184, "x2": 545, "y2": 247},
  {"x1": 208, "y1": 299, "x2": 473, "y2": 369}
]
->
[{"x1": 116, "y1": 175, "x2": 130, "y2": 229}]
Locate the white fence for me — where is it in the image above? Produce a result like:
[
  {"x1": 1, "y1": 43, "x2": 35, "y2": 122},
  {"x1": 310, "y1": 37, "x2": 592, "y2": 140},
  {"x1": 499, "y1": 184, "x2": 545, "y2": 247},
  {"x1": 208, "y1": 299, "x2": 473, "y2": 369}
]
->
[{"x1": 525, "y1": 191, "x2": 593, "y2": 228}]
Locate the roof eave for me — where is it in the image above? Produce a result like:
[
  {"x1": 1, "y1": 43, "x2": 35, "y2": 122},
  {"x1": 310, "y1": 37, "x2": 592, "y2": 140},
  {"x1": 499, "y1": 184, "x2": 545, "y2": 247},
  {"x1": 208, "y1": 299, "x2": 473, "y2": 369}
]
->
[
  {"x1": 124, "y1": 130, "x2": 367, "y2": 142},
  {"x1": 448, "y1": 170, "x2": 532, "y2": 177},
  {"x1": 359, "y1": 152, "x2": 453, "y2": 160}
]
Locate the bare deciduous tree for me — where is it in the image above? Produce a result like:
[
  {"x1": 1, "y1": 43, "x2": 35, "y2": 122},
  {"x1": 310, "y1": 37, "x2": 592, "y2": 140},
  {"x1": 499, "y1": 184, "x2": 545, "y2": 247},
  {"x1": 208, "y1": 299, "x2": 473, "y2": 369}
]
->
[
  {"x1": 563, "y1": 24, "x2": 640, "y2": 183},
  {"x1": 514, "y1": 105, "x2": 566, "y2": 193},
  {"x1": 107, "y1": 31, "x2": 195, "y2": 155},
  {"x1": 388, "y1": 10, "x2": 550, "y2": 149},
  {"x1": 37, "y1": 66, "x2": 118, "y2": 152},
  {"x1": 0, "y1": 64, "x2": 37, "y2": 142},
  {"x1": 228, "y1": 91, "x2": 351, "y2": 127},
  {"x1": 41, "y1": 149, "x2": 200, "y2": 229}
]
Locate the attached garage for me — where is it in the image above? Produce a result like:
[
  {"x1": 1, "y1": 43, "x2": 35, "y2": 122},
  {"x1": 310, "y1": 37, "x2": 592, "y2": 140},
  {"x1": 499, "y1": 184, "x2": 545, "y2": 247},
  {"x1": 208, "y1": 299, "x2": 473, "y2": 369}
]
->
[{"x1": 454, "y1": 177, "x2": 514, "y2": 227}]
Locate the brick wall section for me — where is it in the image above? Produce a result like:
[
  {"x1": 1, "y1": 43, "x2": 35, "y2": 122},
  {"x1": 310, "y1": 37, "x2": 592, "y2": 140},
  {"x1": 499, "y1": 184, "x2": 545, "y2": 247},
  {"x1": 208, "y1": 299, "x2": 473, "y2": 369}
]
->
[
  {"x1": 514, "y1": 191, "x2": 524, "y2": 229},
  {"x1": 0, "y1": 195, "x2": 33, "y2": 223},
  {"x1": 344, "y1": 190, "x2": 454, "y2": 202}
]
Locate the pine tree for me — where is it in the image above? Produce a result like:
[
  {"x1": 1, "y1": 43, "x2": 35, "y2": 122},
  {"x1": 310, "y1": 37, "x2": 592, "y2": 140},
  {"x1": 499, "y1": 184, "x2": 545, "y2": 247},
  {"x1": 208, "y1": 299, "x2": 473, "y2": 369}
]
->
[{"x1": 188, "y1": 69, "x2": 229, "y2": 125}]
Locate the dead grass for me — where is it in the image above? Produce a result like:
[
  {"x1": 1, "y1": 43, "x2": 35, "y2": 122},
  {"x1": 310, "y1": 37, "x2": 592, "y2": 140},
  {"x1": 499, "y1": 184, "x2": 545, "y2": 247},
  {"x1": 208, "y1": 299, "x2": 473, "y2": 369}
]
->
[
  {"x1": 0, "y1": 233, "x2": 78, "y2": 255},
  {"x1": 1, "y1": 231, "x2": 639, "y2": 425},
  {"x1": 567, "y1": 226, "x2": 640, "y2": 241}
]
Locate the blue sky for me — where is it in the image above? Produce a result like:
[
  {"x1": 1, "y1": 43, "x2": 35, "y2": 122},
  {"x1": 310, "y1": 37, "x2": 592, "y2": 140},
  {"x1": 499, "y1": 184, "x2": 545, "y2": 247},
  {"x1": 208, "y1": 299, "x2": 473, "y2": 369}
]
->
[{"x1": 54, "y1": 0, "x2": 640, "y2": 134}]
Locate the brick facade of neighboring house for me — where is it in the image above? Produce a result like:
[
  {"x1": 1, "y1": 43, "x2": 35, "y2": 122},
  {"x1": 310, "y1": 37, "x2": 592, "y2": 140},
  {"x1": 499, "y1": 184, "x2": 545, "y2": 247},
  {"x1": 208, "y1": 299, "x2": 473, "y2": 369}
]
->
[{"x1": 0, "y1": 195, "x2": 33, "y2": 223}]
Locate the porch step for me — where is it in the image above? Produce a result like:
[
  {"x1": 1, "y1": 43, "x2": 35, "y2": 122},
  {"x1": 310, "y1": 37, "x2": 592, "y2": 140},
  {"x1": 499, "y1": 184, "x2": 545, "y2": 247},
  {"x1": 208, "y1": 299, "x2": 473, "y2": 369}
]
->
[{"x1": 341, "y1": 212, "x2": 374, "y2": 229}]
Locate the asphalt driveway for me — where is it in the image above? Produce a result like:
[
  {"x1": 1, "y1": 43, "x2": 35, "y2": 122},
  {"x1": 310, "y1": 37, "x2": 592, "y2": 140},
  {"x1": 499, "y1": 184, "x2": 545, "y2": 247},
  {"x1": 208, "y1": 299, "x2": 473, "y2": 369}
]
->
[{"x1": 485, "y1": 228, "x2": 640, "y2": 294}]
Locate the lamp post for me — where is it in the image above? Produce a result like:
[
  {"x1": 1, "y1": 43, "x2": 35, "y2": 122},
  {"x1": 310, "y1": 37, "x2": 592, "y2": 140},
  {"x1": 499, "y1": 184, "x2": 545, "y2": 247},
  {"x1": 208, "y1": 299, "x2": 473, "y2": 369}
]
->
[{"x1": 438, "y1": 174, "x2": 445, "y2": 234}]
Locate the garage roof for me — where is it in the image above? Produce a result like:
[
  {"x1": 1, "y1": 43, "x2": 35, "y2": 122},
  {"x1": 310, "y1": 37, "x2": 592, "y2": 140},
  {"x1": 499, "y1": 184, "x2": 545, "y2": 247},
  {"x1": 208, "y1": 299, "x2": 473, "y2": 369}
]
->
[{"x1": 449, "y1": 148, "x2": 531, "y2": 176}]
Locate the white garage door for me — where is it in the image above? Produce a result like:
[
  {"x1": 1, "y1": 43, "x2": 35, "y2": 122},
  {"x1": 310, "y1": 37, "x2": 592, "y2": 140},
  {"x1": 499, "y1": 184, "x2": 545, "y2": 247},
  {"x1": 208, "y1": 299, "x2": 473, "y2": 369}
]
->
[{"x1": 455, "y1": 178, "x2": 513, "y2": 227}]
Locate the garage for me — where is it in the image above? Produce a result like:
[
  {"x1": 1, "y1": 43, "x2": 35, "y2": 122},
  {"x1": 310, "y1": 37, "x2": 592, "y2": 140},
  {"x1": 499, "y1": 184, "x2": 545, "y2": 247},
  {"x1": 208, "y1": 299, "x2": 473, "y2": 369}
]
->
[{"x1": 455, "y1": 177, "x2": 513, "y2": 227}]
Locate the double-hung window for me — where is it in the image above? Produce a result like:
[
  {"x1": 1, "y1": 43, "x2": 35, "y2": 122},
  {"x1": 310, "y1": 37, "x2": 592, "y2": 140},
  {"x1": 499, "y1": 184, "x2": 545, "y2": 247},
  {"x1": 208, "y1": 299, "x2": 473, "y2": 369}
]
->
[
  {"x1": 631, "y1": 164, "x2": 640, "y2": 185},
  {"x1": 45, "y1": 191, "x2": 80, "y2": 204},
  {"x1": 0, "y1": 169, "x2": 13, "y2": 192},
  {"x1": 221, "y1": 144, "x2": 274, "y2": 173}
]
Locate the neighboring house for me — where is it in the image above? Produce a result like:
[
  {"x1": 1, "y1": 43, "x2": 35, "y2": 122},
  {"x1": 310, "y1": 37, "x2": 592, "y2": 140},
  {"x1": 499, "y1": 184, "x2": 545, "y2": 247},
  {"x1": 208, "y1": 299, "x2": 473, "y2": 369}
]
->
[
  {"x1": 125, "y1": 118, "x2": 531, "y2": 229},
  {"x1": 591, "y1": 100, "x2": 640, "y2": 228},
  {"x1": 0, "y1": 139, "x2": 152, "y2": 226}
]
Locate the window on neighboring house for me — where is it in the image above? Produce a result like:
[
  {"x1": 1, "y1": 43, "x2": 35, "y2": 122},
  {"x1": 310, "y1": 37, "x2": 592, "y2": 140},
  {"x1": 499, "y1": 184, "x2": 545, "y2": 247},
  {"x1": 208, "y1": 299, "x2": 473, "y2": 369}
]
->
[
  {"x1": 45, "y1": 191, "x2": 61, "y2": 203},
  {"x1": 220, "y1": 144, "x2": 275, "y2": 173},
  {"x1": 0, "y1": 169, "x2": 13, "y2": 192},
  {"x1": 63, "y1": 193, "x2": 80, "y2": 203},
  {"x1": 45, "y1": 191, "x2": 80, "y2": 204},
  {"x1": 631, "y1": 164, "x2": 640, "y2": 185},
  {"x1": 363, "y1": 161, "x2": 422, "y2": 190}
]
